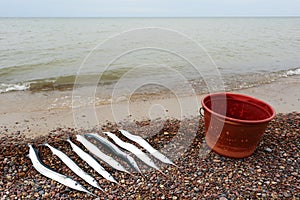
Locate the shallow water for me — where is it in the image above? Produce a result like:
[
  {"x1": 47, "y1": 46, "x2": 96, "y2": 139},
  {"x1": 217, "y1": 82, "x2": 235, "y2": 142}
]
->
[{"x1": 0, "y1": 17, "x2": 299, "y2": 95}]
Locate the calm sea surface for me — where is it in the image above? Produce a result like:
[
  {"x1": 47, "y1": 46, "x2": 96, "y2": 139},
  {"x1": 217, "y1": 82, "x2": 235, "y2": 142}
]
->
[{"x1": 0, "y1": 17, "x2": 299, "y2": 95}]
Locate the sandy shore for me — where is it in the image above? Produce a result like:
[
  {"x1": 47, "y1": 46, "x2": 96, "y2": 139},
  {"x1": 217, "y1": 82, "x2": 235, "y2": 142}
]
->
[{"x1": 0, "y1": 75, "x2": 299, "y2": 138}]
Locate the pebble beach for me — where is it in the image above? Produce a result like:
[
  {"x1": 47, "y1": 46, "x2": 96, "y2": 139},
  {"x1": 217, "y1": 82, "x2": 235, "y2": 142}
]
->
[
  {"x1": 1, "y1": 112, "x2": 299, "y2": 199},
  {"x1": 1, "y1": 16, "x2": 300, "y2": 200}
]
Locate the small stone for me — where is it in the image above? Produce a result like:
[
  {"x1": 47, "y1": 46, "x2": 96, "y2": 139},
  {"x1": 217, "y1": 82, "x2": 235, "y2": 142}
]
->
[
  {"x1": 213, "y1": 159, "x2": 221, "y2": 163},
  {"x1": 283, "y1": 192, "x2": 291, "y2": 198},
  {"x1": 258, "y1": 182, "x2": 262, "y2": 186},
  {"x1": 6, "y1": 175, "x2": 12, "y2": 180},
  {"x1": 219, "y1": 197, "x2": 228, "y2": 200},
  {"x1": 257, "y1": 169, "x2": 262, "y2": 173},
  {"x1": 291, "y1": 172, "x2": 298, "y2": 176},
  {"x1": 264, "y1": 147, "x2": 272, "y2": 152},
  {"x1": 120, "y1": 179, "x2": 125, "y2": 184},
  {"x1": 43, "y1": 192, "x2": 49, "y2": 198},
  {"x1": 18, "y1": 172, "x2": 25, "y2": 177},
  {"x1": 34, "y1": 193, "x2": 39, "y2": 198},
  {"x1": 172, "y1": 196, "x2": 178, "y2": 200},
  {"x1": 271, "y1": 181, "x2": 277, "y2": 185},
  {"x1": 279, "y1": 166, "x2": 285, "y2": 170},
  {"x1": 164, "y1": 132, "x2": 169, "y2": 135}
]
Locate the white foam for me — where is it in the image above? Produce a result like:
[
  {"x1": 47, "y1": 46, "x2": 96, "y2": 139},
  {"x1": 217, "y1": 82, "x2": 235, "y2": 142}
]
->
[
  {"x1": 0, "y1": 83, "x2": 30, "y2": 93},
  {"x1": 286, "y1": 68, "x2": 300, "y2": 76}
]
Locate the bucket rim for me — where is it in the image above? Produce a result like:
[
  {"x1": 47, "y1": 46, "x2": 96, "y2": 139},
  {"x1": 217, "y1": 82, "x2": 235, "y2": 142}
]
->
[{"x1": 201, "y1": 92, "x2": 276, "y2": 124}]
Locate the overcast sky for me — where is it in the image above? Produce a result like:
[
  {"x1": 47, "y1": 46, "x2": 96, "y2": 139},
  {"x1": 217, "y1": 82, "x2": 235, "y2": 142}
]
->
[{"x1": 0, "y1": 0, "x2": 299, "y2": 17}]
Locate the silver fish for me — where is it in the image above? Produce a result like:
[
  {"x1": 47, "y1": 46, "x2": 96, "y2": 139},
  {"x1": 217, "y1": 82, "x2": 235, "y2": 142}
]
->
[
  {"x1": 44, "y1": 143, "x2": 103, "y2": 191},
  {"x1": 104, "y1": 132, "x2": 164, "y2": 174},
  {"x1": 66, "y1": 138, "x2": 118, "y2": 184},
  {"x1": 85, "y1": 133, "x2": 142, "y2": 174},
  {"x1": 76, "y1": 135, "x2": 129, "y2": 174},
  {"x1": 27, "y1": 144, "x2": 95, "y2": 196},
  {"x1": 119, "y1": 130, "x2": 175, "y2": 166}
]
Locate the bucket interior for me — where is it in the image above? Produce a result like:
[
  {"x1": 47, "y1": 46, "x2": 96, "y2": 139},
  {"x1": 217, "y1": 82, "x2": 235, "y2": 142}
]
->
[{"x1": 203, "y1": 93, "x2": 275, "y2": 122}]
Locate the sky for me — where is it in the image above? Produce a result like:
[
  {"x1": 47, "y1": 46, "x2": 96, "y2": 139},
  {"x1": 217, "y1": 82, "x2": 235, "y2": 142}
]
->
[{"x1": 0, "y1": 0, "x2": 299, "y2": 17}]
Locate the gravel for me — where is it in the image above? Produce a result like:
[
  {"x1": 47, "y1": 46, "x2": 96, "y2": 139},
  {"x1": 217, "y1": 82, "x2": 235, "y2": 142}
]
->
[{"x1": 0, "y1": 112, "x2": 299, "y2": 199}]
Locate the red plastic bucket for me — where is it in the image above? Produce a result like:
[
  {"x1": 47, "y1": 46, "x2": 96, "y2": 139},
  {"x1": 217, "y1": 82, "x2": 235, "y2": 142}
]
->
[{"x1": 201, "y1": 92, "x2": 276, "y2": 158}]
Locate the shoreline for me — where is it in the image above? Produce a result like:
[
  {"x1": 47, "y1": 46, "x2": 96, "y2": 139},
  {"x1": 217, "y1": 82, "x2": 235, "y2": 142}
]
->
[{"x1": 0, "y1": 75, "x2": 299, "y2": 139}]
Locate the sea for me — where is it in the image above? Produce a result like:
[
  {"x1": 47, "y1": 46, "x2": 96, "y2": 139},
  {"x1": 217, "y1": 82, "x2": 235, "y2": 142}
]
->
[{"x1": 0, "y1": 17, "x2": 299, "y2": 98}]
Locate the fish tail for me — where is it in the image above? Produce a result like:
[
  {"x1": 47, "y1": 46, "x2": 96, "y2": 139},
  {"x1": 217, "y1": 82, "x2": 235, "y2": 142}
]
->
[
  {"x1": 117, "y1": 182, "x2": 126, "y2": 190},
  {"x1": 95, "y1": 184, "x2": 105, "y2": 193},
  {"x1": 158, "y1": 169, "x2": 167, "y2": 177},
  {"x1": 171, "y1": 162, "x2": 179, "y2": 168},
  {"x1": 123, "y1": 169, "x2": 131, "y2": 175},
  {"x1": 86, "y1": 190, "x2": 97, "y2": 197},
  {"x1": 140, "y1": 172, "x2": 147, "y2": 180}
]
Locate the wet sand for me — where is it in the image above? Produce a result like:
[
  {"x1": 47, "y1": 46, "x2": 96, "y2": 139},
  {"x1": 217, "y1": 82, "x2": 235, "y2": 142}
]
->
[{"x1": 0, "y1": 76, "x2": 299, "y2": 138}]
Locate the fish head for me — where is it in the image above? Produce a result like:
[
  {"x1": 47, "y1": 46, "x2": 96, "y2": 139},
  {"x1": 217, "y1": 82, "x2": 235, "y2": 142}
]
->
[
  {"x1": 75, "y1": 134, "x2": 83, "y2": 141},
  {"x1": 28, "y1": 144, "x2": 38, "y2": 155},
  {"x1": 42, "y1": 142, "x2": 50, "y2": 147},
  {"x1": 103, "y1": 132, "x2": 111, "y2": 137},
  {"x1": 65, "y1": 178, "x2": 87, "y2": 192}
]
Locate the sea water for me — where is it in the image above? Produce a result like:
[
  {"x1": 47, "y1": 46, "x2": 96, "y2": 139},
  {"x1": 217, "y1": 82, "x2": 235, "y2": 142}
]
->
[{"x1": 0, "y1": 17, "x2": 299, "y2": 95}]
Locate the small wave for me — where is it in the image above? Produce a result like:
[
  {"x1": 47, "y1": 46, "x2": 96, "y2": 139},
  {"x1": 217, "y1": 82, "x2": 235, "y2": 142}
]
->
[
  {"x1": 286, "y1": 68, "x2": 300, "y2": 76},
  {"x1": 0, "y1": 83, "x2": 30, "y2": 93}
]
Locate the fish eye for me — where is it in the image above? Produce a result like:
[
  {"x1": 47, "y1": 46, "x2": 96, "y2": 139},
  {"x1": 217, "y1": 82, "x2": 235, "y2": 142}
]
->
[{"x1": 75, "y1": 183, "x2": 78, "y2": 186}]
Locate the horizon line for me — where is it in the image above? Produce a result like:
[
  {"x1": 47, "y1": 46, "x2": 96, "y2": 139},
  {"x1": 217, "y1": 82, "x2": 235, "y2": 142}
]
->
[{"x1": 0, "y1": 16, "x2": 299, "y2": 18}]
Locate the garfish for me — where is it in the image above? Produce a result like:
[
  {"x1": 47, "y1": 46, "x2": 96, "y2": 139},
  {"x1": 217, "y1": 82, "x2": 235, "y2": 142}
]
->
[
  {"x1": 27, "y1": 144, "x2": 95, "y2": 196},
  {"x1": 76, "y1": 135, "x2": 129, "y2": 174},
  {"x1": 43, "y1": 143, "x2": 104, "y2": 192},
  {"x1": 66, "y1": 138, "x2": 118, "y2": 184},
  {"x1": 119, "y1": 130, "x2": 175, "y2": 166},
  {"x1": 104, "y1": 132, "x2": 164, "y2": 175},
  {"x1": 85, "y1": 133, "x2": 142, "y2": 174}
]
